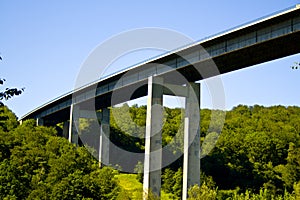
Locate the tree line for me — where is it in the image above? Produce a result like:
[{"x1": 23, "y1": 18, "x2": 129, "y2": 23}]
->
[
  {"x1": 0, "y1": 104, "x2": 300, "y2": 199},
  {"x1": 110, "y1": 104, "x2": 300, "y2": 199}
]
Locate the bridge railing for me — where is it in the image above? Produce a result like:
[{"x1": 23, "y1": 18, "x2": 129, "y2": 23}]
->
[{"x1": 95, "y1": 14, "x2": 300, "y2": 96}]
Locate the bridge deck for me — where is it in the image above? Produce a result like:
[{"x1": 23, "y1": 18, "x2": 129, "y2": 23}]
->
[{"x1": 21, "y1": 5, "x2": 300, "y2": 123}]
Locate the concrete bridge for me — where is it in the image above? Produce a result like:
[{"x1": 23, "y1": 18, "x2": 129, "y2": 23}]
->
[{"x1": 21, "y1": 5, "x2": 300, "y2": 199}]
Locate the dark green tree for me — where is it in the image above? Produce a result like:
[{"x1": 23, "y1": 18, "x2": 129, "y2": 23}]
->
[
  {"x1": 202, "y1": 105, "x2": 300, "y2": 195},
  {"x1": 0, "y1": 108, "x2": 121, "y2": 199},
  {"x1": 291, "y1": 61, "x2": 300, "y2": 69}
]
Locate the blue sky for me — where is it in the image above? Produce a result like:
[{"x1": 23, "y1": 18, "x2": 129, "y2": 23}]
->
[{"x1": 1, "y1": 1, "x2": 300, "y2": 118}]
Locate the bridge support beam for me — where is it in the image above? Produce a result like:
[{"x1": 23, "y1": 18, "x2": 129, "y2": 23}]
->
[
  {"x1": 36, "y1": 118, "x2": 44, "y2": 126},
  {"x1": 143, "y1": 77, "x2": 200, "y2": 199},
  {"x1": 68, "y1": 104, "x2": 110, "y2": 166},
  {"x1": 68, "y1": 104, "x2": 79, "y2": 144},
  {"x1": 182, "y1": 82, "x2": 200, "y2": 200},
  {"x1": 143, "y1": 76, "x2": 163, "y2": 199},
  {"x1": 63, "y1": 121, "x2": 70, "y2": 139},
  {"x1": 98, "y1": 108, "x2": 110, "y2": 167}
]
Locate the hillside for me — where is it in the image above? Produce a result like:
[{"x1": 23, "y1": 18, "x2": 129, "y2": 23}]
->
[{"x1": 0, "y1": 104, "x2": 300, "y2": 199}]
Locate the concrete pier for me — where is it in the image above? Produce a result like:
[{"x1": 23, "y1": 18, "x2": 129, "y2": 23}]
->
[
  {"x1": 143, "y1": 76, "x2": 164, "y2": 199},
  {"x1": 99, "y1": 108, "x2": 110, "y2": 167},
  {"x1": 182, "y1": 82, "x2": 200, "y2": 200}
]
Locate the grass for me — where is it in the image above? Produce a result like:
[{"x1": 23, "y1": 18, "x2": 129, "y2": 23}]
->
[
  {"x1": 116, "y1": 173, "x2": 177, "y2": 200},
  {"x1": 116, "y1": 174, "x2": 143, "y2": 200}
]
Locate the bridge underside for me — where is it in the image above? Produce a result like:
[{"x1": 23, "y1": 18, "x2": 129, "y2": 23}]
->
[
  {"x1": 179, "y1": 31, "x2": 300, "y2": 82},
  {"x1": 38, "y1": 29, "x2": 300, "y2": 127}
]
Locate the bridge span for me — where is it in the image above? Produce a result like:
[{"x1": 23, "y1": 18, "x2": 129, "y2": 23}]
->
[{"x1": 21, "y1": 5, "x2": 300, "y2": 199}]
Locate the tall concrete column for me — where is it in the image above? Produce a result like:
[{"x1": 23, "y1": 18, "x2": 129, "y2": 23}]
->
[
  {"x1": 67, "y1": 103, "x2": 110, "y2": 166},
  {"x1": 68, "y1": 104, "x2": 79, "y2": 144},
  {"x1": 143, "y1": 76, "x2": 164, "y2": 199},
  {"x1": 182, "y1": 82, "x2": 200, "y2": 200},
  {"x1": 36, "y1": 118, "x2": 44, "y2": 126},
  {"x1": 63, "y1": 121, "x2": 70, "y2": 139},
  {"x1": 99, "y1": 108, "x2": 110, "y2": 167}
]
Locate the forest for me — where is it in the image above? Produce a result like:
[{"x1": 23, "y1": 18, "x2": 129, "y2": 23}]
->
[{"x1": 0, "y1": 104, "x2": 300, "y2": 199}]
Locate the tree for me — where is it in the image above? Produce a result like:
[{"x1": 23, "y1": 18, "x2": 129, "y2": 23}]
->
[
  {"x1": 0, "y1": 55, "x2": 24, "y2": 106},
  {"x1": 291, "y1": 61, "x2": 300, "y2": 69},
  {"x1": 0, "y1": 110, "x2": 121, "y2": 199},
  {"x1": 161, "y1": 167, "x2": 183, "y2": 199},
  {"x1": 0, "y1": 106, "x2": 18, "y2": 132},
  {"x1": 187, "y1": 183, "x2": 217, "y2": 200},
  {"x1": 202, "y1": 105, "x2": 300, "y2": 194},
  {"x1": 134, "y1": 161, "x2": 144, "y2": 183},
  {"x1": 0, "y1": 78, "x2": 24, "y2": 106}
]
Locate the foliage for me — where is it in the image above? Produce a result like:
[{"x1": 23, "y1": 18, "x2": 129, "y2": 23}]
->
[
  {"x1": 109, "y1": 104, "x2": 300, "y2": 198},
  {"x1": 291, "y1": 62, "x2": 300, "y2": 69},
  {"x1": 134, "y1": 161, "x2": 144, "y2": 183},
  {"x1": 187, "y1": 185, "x2": 298, "y2": 200},
  {"x1": 110, "y1": 104, "x2": 145, "y2": 152},
  {"x1": 111, "y1": 103, "x2": 146, "y2": 139},
  {"x1": 0, "y1": 78, "x2": 24, "y2": 106},
  {"x1": 0, "y1": 106, "x2": 18, "y2": 132},
  {"x1": 0, "y1": 57, "x2": 24, "y2": 106},
  {"x1": 217, "y1": 188, "x2": 297, "y2": 200},
  {"x1": 116, "y1": 174, "x2": 162, "y2": 200},
  {"x1": 1, "y1": 103, "x2": 300, "y2": 199},
  {"x1": 294, "y1": 181, "x2": 300, "y2": 199},
  {"x1": 162, "y1": 168, "x2": 176, "y2": 194},
  {"x1": 116, "y1": 173, "x2": 143, "y2": 200},
  {"x1": 202, "y1": 105, "x2": 300, "y2": 194},
  {"x1": 161, "y1": 167, "x2": 183, "y2": 199},
  {"x1": 0, "y1": 109, "x2": 120, "y2": 199},
  {"x1": 188, "y1": 183, "x2": 217, "y2": 200}
]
